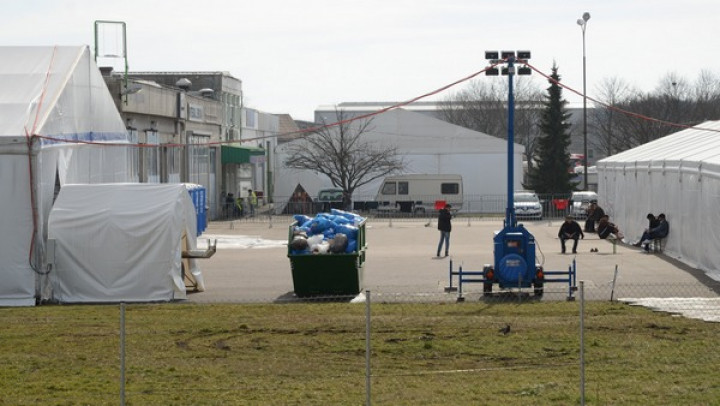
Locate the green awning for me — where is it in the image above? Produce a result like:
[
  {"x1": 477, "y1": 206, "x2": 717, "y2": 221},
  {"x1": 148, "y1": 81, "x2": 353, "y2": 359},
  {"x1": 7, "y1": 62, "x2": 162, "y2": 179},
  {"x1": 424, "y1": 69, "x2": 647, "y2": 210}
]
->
[{"x1": 221, "y1": 145, "x2": 265, "y2": 164}]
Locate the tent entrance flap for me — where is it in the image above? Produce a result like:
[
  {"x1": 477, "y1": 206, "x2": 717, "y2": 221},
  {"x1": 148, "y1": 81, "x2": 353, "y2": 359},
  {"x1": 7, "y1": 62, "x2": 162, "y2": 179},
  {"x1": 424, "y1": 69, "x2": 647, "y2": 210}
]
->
[{"x1": 221, "y1": 145, "x2": 264, "y2": 164}]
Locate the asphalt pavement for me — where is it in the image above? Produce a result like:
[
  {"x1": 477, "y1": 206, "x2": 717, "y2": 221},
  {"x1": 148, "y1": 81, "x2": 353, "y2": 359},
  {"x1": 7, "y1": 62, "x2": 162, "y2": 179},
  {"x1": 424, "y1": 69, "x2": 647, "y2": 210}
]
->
[{"x1": 187, "y1": 216, "x2": 720, "y2": 304}]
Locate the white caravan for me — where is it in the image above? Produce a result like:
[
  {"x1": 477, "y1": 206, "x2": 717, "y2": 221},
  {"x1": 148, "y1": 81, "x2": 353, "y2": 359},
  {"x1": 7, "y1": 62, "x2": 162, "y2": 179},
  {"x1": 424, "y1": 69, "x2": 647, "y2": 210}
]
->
[{"x1": 375, "y1": 174, "x2": 463, "y2": 214}]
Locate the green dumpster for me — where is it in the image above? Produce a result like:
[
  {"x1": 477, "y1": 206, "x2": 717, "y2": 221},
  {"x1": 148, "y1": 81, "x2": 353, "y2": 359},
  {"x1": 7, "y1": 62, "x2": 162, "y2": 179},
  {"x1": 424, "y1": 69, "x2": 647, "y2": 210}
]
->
[{"x1": 287, "y1": 220, "x2": 366, "y2": 297}]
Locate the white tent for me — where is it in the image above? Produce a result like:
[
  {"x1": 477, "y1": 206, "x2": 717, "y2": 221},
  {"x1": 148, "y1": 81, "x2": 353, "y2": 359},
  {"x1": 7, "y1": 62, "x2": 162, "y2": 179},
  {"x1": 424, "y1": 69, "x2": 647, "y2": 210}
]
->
[
  {"x1": 274, "y1": 108, "x2": 524, "y2": 212},
  {"x1": 597, "y1": 120, "x2": 720, "y2": 281},
  {"x1": 0, "y1": 46, "x2": 132, "y2": 306},
  {"x1": 48, "y1": 184, "x2": 202, "y2": 303}
]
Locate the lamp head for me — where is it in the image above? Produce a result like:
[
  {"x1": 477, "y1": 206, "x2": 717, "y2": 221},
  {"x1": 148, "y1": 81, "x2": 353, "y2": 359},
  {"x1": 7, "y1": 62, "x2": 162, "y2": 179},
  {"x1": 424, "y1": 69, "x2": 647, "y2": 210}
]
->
[
  {"x1": 583, "y1": 12, "x2": 591, "y2": 22},
  {"x1": 576, "y1": 18, "x2": 584, "y2": 26}
]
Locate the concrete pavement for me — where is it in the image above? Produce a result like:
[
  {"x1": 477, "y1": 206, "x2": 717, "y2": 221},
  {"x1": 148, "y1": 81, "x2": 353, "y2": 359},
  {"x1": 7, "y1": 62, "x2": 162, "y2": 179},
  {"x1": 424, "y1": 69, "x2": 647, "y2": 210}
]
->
[{"x1": 187, "y1": 217, "x2": 720, "y2": 303}]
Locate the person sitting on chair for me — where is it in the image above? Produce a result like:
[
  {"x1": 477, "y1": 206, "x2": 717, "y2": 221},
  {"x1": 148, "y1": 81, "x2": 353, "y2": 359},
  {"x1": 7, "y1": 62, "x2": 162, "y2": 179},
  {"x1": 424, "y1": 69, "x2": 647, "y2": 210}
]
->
[
  {"x1": 633, "y1": 213, "x2": 660, "y2": 246},
  {"x1": 639, "y1": 213, "x2": 669, "y2": 252}
]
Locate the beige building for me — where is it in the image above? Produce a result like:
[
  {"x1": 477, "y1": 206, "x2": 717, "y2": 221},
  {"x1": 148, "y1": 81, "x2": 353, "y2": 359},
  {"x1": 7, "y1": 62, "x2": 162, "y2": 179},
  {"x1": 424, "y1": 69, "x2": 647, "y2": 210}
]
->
[{"x1": 102, "y1": 70, "x2": 276, "y2": 219}]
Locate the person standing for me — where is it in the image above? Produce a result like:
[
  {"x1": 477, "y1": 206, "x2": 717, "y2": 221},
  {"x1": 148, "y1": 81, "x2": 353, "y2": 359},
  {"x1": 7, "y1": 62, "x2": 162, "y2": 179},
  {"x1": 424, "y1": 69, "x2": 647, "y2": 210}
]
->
[
  {"x1": 247, "y1": 189, "x2": 257, "y2": 216},
  {"x1": 436, "y1": 204, "x2": 452, "y2": 258},
  {"x1": 224, "y1": 193, "x2": 235, "y2": 219},
  {"x1": 559, "y1": 216, "x2": 584, "y2": 254}
]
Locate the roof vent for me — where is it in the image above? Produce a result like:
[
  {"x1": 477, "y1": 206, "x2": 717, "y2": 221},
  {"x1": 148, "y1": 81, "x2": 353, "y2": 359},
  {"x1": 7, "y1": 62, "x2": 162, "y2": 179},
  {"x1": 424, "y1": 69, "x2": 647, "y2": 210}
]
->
[{"x1": 175, "y1": 78, "x2": 192, "y2": 90}]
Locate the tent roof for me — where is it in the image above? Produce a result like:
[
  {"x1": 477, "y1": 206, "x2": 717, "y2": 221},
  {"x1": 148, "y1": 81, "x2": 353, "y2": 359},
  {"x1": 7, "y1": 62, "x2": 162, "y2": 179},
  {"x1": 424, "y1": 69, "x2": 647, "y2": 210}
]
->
[
  {"x1": 0, "y1": 45, "x2": 127, "y2": 144},
  {"x1": 320, "y1": 108, "x2": 523, "y2": 155},
  {"x1": 598, "y1": 120, "x2": 720, "y2": 166}
]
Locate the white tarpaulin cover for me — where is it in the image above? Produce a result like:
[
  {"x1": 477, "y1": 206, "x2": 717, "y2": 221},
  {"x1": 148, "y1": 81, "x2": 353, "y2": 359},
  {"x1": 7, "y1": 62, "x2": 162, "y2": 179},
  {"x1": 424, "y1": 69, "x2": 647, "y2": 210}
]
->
[
  {"x1": 0, "y1": 46, "x2": 132, "y2": 306},
  {"x1": 597, "y1": 120, "x2": 720, "y2": 281},
  {"x1": 48, "y1": 183, "x2": 203, "y2": 303}
]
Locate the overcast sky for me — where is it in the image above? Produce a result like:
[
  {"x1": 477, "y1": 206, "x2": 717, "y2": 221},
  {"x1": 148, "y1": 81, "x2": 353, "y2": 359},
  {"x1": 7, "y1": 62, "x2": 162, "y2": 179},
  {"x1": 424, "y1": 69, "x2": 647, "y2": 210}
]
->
[{"x1": 2, "y1": 0, "x2": 718, "y2": 121}]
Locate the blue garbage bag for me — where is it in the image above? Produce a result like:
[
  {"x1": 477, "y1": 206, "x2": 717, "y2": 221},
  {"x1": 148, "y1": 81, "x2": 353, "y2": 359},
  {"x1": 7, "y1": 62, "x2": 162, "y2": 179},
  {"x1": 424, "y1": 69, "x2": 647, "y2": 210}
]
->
[{"x1": 336, "y1": 224, "x2": 358, "y2": 239}]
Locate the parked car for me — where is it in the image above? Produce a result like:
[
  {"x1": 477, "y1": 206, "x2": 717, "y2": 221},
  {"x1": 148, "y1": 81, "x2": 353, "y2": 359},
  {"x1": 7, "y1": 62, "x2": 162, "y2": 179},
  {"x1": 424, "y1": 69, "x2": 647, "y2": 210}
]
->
[
  {"x1": 514, "y1": 191, "x2": 543, "y2": 220},
  {"x1": 317, "y1": 188, "x2": 345, "y2": 212},
  {"x1": 569, "y1": 191, "x2": 599, "y2": 219}
]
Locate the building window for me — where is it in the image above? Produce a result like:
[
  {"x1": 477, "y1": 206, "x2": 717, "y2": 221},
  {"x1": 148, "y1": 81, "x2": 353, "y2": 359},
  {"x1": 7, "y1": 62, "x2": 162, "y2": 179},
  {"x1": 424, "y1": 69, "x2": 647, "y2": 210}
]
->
[
  {"x1": 165, "y1": 145, "x2": 182, "y2": 183},
  {"x1": 245, "y1": 109, "x2": 257, "y2": 129},
  {"x1": 144, "y1": 130, "x2": 160, "y2": 183},
  {"x1": 189, "y1": 133, "x2": 210, "y2": 186}
]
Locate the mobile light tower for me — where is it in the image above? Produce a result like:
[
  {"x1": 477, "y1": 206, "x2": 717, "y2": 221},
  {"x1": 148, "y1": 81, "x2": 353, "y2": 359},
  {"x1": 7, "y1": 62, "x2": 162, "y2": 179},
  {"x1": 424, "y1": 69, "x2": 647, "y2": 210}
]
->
[
  {"x1": 481, "y1": 51, "x2": 544, "y2": 297},
  {"x1": 577, "y1": 12, "x2": 591, "y2": 190},
  {"x1": 447, "y1": 52, "x2": 577, "y2": 302}
]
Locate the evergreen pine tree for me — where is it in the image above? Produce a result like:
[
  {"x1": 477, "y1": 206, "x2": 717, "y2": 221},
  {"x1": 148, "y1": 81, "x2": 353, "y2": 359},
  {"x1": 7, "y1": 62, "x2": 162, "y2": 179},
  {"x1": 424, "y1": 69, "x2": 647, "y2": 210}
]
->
[{"x1": 525, "y1": 64, "x2": 577, "y2": 194}]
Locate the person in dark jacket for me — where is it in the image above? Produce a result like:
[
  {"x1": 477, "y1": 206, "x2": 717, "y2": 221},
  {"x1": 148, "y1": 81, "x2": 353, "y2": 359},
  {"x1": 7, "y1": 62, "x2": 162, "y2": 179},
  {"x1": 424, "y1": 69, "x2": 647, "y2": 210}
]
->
[
  {"x1": 597, "y1": 215, "x2": 621, "y2": 240},
  {"x1": 584, "y1": 201, "x2": 605, "y2": 233},
  {"x1": 633, "y1": 213, "x2": 660, "y2": 246},
  {"x1": 436, "y1": 204, "x2": 452, "y2": 257},
  {"x1": 559, "y1": 216, "x2": 584, "y2": 254},
  {"x1": 647, "y1": 213, "x2": 660, "y2": 229},
  {"x1": 639, "y1": 213, "x2": 669, "y2": 252}
]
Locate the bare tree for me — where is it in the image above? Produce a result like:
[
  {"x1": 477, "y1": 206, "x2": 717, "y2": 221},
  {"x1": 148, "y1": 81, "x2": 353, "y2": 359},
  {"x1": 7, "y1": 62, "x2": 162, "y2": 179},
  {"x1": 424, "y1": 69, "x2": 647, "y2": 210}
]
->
[
  {"x1": 589, "y1": 77, "x2": 637, "y2": 156},
  {"x1": 439, "y1": 77, "x2": 543, "y2": 171},
  {"x1": 284, "y1": 109, "x2": 405, "y2": 209},
  {"x1": 692, "y1": 70, "x2": 720, "y2": 121},
  {"x1": 591, "y1": 71, "x2": 720, "y2": 153}
]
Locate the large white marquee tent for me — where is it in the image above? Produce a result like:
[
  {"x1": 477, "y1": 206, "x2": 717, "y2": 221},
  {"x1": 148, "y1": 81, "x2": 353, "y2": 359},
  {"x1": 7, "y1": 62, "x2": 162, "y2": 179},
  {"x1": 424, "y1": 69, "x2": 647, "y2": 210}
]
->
[
  {"x1": 597, "y1": 120, "x2": 720, "y2": 281},
  {"x1": 273, "y1": 108, "x2": 524, "y2": 213},
  {"x1": 0, "y1": 46, "x2": 132, "y2": 306}
]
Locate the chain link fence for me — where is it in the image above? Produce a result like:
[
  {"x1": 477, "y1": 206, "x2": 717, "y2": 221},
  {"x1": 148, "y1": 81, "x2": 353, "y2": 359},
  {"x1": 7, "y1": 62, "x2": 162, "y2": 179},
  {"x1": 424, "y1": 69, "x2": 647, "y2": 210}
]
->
[
  {"x1": 2, "y1": 282, "x2": 719, "y2": 404},
  {"x1": 211, "y1": 193, "x2": 580, "y2": 222}
]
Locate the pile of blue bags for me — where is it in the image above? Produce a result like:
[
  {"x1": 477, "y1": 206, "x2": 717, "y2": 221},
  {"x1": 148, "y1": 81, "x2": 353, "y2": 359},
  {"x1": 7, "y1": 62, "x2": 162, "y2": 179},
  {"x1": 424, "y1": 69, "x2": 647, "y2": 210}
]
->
[{"x1": 290, "y1": 209, "x2": 365, "y2": 255}]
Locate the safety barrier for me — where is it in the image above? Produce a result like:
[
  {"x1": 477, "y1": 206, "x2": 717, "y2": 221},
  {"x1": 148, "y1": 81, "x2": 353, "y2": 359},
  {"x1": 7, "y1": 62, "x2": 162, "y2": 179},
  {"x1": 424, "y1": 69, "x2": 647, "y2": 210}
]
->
[{"x1": 445, "y1": 258, "x2": 577, "y2": 301}]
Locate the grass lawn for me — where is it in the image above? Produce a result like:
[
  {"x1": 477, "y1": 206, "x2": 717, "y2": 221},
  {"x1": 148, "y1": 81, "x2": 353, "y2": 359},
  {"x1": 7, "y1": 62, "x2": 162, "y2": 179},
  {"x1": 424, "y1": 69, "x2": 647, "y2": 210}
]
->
[{"x1": 0, "y1": 301, "x2": 718, "y2": 405}]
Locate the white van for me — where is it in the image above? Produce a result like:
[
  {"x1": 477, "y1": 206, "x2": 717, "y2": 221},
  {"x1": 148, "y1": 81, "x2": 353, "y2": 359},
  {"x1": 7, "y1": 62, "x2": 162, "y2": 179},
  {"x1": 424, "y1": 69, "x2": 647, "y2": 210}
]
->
[{"x1": 375, "y1": 174, "x2": 463, "y2": 214}]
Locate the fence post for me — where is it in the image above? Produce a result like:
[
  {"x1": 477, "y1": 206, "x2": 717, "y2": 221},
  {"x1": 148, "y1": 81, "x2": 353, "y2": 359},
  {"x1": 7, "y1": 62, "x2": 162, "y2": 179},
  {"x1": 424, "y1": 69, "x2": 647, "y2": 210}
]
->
[
  {"x1": 456, "y1": 266, "x2": 465, "y2": 302},
  {"x1": 579, "y1": 281, "x2": 585, "y2": 406},
  {"x1": 365, "y1": 290, "x2": 371, "y2": 406},
  {"x1": 610, "y1": 265, "x2": 619, "y2": 302},
  {"x1": 120, "y1": 302, "x2": 126, "y2": 406},
  {"x1": 444, "y1": 259, "x2": 457, "y2": 292}
]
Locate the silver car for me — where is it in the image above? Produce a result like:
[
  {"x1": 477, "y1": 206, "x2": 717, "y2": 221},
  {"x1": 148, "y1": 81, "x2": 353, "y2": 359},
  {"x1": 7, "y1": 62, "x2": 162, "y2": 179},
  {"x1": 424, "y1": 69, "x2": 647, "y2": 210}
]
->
[
  {"x1": 514, "y1": 191, "x2": 543, "y2": 220},
  {"x1": 569, "y1": 191, "x2": 599, "y2": 219}
]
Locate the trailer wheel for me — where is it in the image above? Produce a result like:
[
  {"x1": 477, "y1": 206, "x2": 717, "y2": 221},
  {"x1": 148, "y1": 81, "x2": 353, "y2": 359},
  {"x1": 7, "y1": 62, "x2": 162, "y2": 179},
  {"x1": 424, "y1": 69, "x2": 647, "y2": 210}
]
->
[
  {"x1": 533, "y1": 282, "x2": 544, "y2": 297},
  {"x1": 483, "y1": 283, "x2": 493, "y2": 297}
]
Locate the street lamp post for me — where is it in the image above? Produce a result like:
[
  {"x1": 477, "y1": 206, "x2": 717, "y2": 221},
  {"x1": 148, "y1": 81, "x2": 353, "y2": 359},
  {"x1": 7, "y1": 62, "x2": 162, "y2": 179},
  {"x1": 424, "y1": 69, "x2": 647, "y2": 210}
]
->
[{"x1": 577, "y1": 11, "x2": 590, "y2": 191}]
